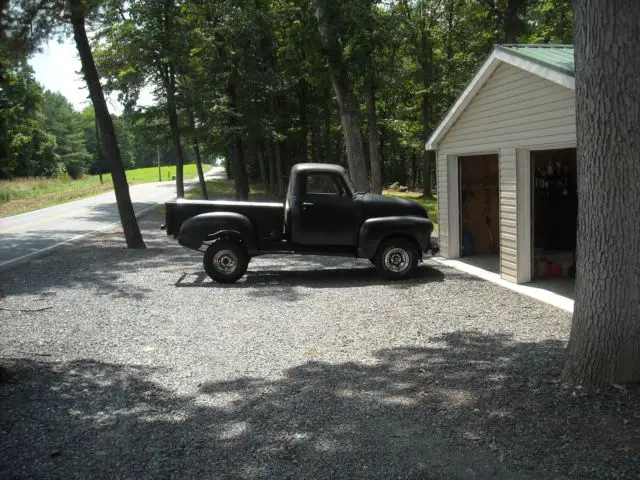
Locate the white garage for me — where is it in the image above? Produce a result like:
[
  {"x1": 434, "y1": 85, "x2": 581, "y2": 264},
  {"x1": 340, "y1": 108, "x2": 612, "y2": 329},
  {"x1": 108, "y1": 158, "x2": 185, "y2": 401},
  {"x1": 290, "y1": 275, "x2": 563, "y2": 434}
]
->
[{"x1": 426, "y1": 44, "x2": 577, "y2": 285}]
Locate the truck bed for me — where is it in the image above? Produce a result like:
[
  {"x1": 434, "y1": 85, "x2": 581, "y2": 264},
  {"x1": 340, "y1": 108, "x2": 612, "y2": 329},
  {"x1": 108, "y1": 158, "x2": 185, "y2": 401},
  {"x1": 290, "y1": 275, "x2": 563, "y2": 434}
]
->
[{"x1": 165, "y1": 198, "x2": 285, "y2": 242}]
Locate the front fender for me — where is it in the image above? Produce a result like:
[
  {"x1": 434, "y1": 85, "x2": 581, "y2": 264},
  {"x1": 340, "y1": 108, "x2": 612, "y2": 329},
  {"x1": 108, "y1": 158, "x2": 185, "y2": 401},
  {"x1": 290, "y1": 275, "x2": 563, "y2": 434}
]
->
[
  {"x1": 357, "y1": 216, "x2": 434, "y2": 259},
  {"x1": 177, "y1": 212, "x2": 258, "y2": 254}
]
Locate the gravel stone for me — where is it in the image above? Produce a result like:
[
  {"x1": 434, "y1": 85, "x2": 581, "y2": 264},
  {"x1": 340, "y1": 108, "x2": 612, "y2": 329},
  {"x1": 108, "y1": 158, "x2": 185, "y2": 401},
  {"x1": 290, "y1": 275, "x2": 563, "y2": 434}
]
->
[{"x1": 1, "y1": 210, "x2": 639, "y2": 479}]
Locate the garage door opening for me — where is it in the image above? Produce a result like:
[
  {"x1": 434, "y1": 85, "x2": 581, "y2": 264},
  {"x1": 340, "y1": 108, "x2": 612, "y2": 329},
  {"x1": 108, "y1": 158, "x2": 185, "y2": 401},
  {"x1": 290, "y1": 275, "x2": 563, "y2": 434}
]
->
[
  {"x1": 531, "y1": 148, "x2": 577, "y2": 281},
  {"x1": 458, "y1": 154, "x2": 500, "y2": 271}
]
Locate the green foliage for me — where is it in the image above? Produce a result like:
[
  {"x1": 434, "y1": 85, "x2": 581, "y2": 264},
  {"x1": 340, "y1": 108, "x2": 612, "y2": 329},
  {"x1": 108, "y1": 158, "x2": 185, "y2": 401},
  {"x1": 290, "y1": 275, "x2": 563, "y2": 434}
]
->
[
  {"x1": 4, "y1": 0, "x2": 574, "y2": 193},
  {"x1": 0, "y1": 162, "x2": 211, "y2": 216},
  {"x1": 41, "y1": 91, "x2": 93, "y2": 178}
]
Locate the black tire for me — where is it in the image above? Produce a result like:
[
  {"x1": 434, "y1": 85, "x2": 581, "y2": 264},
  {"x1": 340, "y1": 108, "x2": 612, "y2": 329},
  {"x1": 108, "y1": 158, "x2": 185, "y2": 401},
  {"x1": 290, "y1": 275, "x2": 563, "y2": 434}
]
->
[
  {"x1": 203, "y1": 240, "x2": 249, "y2": 283},
  {"x1": 374, "y1": 237, "x2": 418, "y2": 280}
]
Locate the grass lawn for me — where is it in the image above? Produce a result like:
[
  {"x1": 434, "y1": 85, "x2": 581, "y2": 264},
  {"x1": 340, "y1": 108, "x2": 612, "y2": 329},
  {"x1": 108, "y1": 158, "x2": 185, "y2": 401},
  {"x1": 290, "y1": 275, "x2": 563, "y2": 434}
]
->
[
  {"x1": 0, "y1": 164, "x2": 210, "y2": 218},
  {"x1": 186, "y1": 179, "x2": 274, "y2": 201},
  {"x1": 383, "y1": 189, "x2": 439, "y2": 226}
]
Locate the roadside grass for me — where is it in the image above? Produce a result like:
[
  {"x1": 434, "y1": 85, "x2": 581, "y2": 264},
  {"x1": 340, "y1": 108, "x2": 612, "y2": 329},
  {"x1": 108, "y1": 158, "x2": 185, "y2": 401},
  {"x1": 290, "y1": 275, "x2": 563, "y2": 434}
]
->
[
  {"x1": 0, "y1": 164, "x2": 210, "y2": 218},
  {"x1": 383, "y1": 189, "x2": 439, "y2": 225},
  {"x1": 187, "y1": 179, "x2": 275, "y2": 201}
]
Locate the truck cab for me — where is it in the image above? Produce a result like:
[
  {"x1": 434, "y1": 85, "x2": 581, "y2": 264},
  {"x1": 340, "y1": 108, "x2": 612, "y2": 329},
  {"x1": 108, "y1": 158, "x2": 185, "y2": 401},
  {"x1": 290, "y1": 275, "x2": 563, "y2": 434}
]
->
[
  {"x1": 164, "y1": 163, "x2": 437, "y2": 283},
  {"x1": 286, "y1": 164, "x2": 359, "y2": 246}
]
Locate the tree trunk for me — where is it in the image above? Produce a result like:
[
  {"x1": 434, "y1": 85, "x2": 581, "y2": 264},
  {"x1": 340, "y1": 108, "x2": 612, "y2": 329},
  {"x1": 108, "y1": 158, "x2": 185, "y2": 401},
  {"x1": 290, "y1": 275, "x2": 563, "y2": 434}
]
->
[
  {"x1": 423, "y1": 150, "x2": 434, "y2": 198},
  {"x1": 422, "y1": 94, "x2": 433, "y2": 197},
  {"x1": 227, "y1": 75, "x2": 249, "y2": 199},
  {"x1": 70, "y1": 2, "x2": 145, "y2": 249},
  {"x1": 256, "y1": 143, "x2": 268, "y2": 189},
  {"x1": 410, "y1": 151, "x2": 417, "y2": 191},
  {"x1": 189, "y1": 112, "x2": 208, "y2": 199},
  {"x1": 267, "y1": 143, "x2": 275, "y2": 193},
  {"x1": 562, "y1": 0, "x2": 640, "y2": 386},
  {"x1": 313, "y1": 0, "x2": 369, "y2": 192},
  {"x1": 322, "y1": 100, "x2": 331, "y2": 163},
  {"x1": 274, "y1": 140, "x2": 285, "y2": 197},
  {"x1": 311, "y1": 120, "x2": 322, "y2": 163},
  {"x1": 504, "y1": 0, "x2": 521, "y2": 43},
  {"x1": 365, "y1": 84, "x2": 382, "y2": 194},
  {"x1": 225, "y1": 156, "x2": 232, "y2": 180},
  {"x1": 228, "y1": 138, "x2": 249, "y2": 200},
  {"x1": 94, "y1": 114, "x2": 104, "y2": 184},
  {"x1": 165, "y1": 73, "x2": 184, "y2": 198},
  {"x1": 299, "y1": 79, "x2": 310, "y2": 162}
]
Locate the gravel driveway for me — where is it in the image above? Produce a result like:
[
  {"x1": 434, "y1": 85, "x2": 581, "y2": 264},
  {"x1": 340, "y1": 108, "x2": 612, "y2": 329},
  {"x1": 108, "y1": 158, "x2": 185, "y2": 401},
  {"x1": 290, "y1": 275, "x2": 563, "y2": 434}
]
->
[{"x1": 1, "y1": 210, "x2": 639, "y2": 479}]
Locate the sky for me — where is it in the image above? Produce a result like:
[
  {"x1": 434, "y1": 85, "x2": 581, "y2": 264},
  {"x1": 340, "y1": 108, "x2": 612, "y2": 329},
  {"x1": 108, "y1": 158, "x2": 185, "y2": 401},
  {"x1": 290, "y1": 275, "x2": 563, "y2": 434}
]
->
[{"x1": 28, "y1": 37, "x2": 153, "y2": 115}]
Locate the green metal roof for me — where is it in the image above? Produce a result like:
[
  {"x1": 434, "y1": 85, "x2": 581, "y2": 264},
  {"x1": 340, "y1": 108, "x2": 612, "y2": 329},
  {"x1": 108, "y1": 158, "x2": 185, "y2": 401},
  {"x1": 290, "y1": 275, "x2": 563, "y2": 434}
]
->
[{"x1": 498, "y1": 44, "x2": 574, "y2": 77}]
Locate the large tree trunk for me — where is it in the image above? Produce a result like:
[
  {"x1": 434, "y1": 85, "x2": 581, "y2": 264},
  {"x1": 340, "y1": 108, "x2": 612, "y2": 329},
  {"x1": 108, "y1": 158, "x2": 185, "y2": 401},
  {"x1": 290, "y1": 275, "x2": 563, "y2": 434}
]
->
[
  {"x1": 313, "y1": 0, "x2": 369, "y2": 192},
  {"x1": 274, "y1": 140, "x2": 285, "y2": 197},
  {"x1": 299, "y1": 79, "x2": 310, "y2": 162},
  {"x1": 267, "y1": 143, "x2": 275, "y2": 193},
  {"x1": 70, "y1": 2, "x2": 145, "y2": 249},
  {"x1": 423, "y1": 150, "x2": 435, "y2": 198},
  {"x1": 256, "y1": 143, "x2": 268, "y2": 189},
  {"x1": 410, "y1": 151, "x2": 418, "y2": 191},
  {"x1": 365, "y1": 84, "x2": 382, "y2": 194},
  {"x1": 189, "y1": 112, "x2": 208, "y2": 199},
  {"x1": 562, "y1": 0, "x2": 640, "y2": 386},
  {"x1": 422, "y1": 94, "x2": 433, "y2": 197},
  {"x1": 165, "y1": 73, "x2": 184, "y2": 198},
  {"x1": 227, "y1": 75, "x2": 249, "y2": 199},
  {"x1": 229, "y1": 137, "x2": 249, "y2": 200},
  {"x1": 322, "y1": 100, "x2": 331, "y2": 163}
]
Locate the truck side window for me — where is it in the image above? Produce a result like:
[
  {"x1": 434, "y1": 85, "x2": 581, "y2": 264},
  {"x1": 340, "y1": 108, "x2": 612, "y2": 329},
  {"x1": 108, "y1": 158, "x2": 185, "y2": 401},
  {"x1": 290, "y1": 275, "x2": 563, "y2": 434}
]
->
[{"x1": 304, "y1": 173, "x2": 344, "y2": 196}]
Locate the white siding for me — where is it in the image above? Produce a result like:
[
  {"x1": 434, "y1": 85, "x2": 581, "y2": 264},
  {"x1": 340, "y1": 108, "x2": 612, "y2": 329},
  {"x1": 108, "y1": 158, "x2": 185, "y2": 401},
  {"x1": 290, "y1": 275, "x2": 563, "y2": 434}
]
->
[
  {"x1": 436, "y1": 152, "x2": 449, "y2": 256},
  {"x1": 436, "y1": 153, "x2": 460, "y2": 258},
  {"x1": 516, "y1": 149, "x2": 532, "y2": 283},
  {"x1": 499, "y1": 149, "x2": 518, "y2": 282},
  {"x1": 436, "y1": 61, "x2": 576, "y2": 282},
  {"x1": 439, "y1": 63, "x2": 576, "y2": 154}
]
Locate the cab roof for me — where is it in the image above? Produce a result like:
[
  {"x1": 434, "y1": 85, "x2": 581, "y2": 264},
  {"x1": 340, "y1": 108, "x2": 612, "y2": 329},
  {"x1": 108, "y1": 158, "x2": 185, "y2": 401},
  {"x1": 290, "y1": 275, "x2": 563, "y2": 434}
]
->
[{"x1": 290, "y1": 163, "x2": 347, "y2": 175}]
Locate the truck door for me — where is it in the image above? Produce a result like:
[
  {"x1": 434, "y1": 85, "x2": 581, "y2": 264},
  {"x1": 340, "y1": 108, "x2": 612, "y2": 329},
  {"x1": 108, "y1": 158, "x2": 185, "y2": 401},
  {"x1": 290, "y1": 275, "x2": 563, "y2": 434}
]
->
[{"x1": 291, "y1": 172, "x2": 358, "y2": 246}]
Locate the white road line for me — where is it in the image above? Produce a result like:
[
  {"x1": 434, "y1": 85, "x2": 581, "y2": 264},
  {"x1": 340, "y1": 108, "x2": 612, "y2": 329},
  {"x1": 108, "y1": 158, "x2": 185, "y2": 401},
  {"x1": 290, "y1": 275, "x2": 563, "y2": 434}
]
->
[
  {"x1": 0, "y1": 202, "x2": 160, "y2": 270},
  {"x1": 0, "y1": 168, "x2": 223, "y2": 271}
]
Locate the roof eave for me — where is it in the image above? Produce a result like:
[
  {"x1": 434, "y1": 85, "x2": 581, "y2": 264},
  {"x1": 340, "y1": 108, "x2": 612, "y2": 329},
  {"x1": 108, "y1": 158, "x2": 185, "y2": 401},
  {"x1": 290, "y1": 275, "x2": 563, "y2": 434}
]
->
[
  {"x1": 425, "y1": 48, "x2": 502, "y2": 151},
  {"x1": 425, "y1": 46, "x2": 575, "y2": 152}
]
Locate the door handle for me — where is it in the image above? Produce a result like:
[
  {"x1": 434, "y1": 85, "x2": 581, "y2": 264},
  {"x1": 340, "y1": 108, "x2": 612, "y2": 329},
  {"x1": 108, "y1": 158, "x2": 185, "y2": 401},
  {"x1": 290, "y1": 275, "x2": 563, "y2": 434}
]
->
[{"x1": 302, "y1": 202, "x2": 314, "y2": 209}]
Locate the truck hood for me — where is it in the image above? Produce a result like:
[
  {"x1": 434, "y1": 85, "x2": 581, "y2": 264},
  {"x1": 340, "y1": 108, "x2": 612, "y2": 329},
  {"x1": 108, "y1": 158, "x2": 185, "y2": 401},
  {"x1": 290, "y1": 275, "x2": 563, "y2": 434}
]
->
[{"x1": 359, "y1": 193, "x2": 429, "y2": 220}]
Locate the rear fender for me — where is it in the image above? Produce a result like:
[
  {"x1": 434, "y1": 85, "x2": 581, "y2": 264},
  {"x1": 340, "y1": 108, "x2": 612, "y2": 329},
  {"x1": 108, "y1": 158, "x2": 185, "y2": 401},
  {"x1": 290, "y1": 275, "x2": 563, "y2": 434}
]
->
[
  {"x1": 357, "y1": 216, "x2": 434, "y2": 259},
  {"x1": 177, "y1": 212, "x2": 258, "y2": 254}
]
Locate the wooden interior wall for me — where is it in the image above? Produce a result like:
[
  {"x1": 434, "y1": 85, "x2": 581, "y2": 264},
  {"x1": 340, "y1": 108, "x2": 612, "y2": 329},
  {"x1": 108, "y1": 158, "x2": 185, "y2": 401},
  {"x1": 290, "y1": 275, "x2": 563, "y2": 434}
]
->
[{"x1": 459, "y1": 154, "x2": 500, "y2": 255}]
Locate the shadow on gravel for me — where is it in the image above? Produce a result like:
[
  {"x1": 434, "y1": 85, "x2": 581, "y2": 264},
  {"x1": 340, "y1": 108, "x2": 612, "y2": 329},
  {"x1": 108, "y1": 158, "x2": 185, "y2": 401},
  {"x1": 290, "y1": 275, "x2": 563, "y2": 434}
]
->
[
  {"x1": 2, "y1": 211, "x2": 450, "y2": 301},
  {"x1": 2, "y1": 331, "x2": 639, "y2": 479},
  {"x1": 175, "y1": 264, "x2": 445, "y2": 289},
  {"x1": 0, "y1": 214, "x2": 199, "y2": 300}
]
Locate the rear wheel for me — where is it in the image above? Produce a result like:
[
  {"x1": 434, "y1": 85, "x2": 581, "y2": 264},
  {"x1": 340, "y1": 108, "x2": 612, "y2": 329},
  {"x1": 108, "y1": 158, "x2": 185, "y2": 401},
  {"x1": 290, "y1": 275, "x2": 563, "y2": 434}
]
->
[
  {"x1": 203, "y1": 240, "x2": 249, "y2": 283},
  {"x1": 374, "y1": 237, "x2": 418, "y2": 280}
]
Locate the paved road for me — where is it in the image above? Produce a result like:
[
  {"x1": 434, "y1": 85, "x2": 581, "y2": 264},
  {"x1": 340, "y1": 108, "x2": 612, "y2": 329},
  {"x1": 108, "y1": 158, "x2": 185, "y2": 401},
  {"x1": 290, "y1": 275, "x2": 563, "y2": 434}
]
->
[{"x1": 0, "y1": 167, "x2": 224, "y2": 271}]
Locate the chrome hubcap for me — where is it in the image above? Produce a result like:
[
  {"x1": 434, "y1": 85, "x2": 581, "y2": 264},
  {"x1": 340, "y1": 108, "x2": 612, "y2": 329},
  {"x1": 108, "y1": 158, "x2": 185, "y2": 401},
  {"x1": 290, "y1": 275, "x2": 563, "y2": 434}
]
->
[
  {"x1": 384, "y1": 247, "x2": 410, "y2": 273},
  {"x1": 213, "y1": 249, "x2": 237, "y2": 274}
]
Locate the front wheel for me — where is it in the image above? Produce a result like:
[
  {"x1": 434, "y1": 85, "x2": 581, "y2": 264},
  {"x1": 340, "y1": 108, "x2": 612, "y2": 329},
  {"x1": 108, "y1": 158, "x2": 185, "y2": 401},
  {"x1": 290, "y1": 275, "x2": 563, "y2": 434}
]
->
[
  {"x1": 374, "y1": 237, "x2": 418, "y2": 280},
  {"x1": 203, "y1": 240, "x2": 249, "y2": 283}
]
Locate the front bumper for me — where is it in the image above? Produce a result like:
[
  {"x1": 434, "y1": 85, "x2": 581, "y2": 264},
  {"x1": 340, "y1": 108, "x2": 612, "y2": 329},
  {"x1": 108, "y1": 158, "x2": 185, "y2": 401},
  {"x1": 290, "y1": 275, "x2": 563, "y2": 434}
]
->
[{"x1": 423, "y1": 236, "x2": 440, "y2": 257}]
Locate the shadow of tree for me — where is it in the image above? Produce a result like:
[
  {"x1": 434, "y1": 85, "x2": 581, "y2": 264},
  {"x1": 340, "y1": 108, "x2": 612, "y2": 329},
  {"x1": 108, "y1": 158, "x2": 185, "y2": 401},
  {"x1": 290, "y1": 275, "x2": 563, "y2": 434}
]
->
[
  {"x1": 2, "y1": 210, "x2": 450, "y2": 303},
  {"x1": 176, "y1": 264, "x2": 445, "y2": 291},
  {"x1": 2, "y1": 331, "x2": 638, "y2": 479}
]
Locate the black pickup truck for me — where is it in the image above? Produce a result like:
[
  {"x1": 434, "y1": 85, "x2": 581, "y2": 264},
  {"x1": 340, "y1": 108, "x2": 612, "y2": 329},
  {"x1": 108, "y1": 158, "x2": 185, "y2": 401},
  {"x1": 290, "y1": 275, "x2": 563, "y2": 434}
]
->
[{"x1": 164, "y1": 163, "x2": 438, "y2": 283}]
